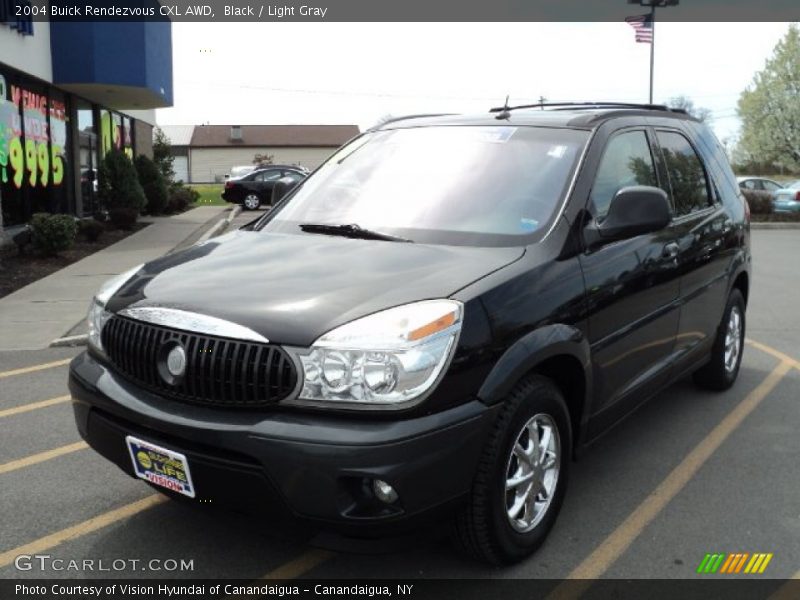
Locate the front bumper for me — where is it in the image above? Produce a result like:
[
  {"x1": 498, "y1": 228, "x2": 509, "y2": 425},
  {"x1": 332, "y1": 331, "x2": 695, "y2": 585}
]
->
[{"x1": 69, "y1": 351, "x2": 498, "y2": 536}]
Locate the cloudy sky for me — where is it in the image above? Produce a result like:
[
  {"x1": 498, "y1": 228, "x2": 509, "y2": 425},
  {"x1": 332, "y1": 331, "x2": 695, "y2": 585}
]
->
[{"x1": 156, "y1": 22, "x2": 791, "y2": 142}]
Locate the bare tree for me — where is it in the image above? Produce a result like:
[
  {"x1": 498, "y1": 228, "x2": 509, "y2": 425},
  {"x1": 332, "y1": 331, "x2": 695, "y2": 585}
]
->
[{"x1": 667, "y1": 95, "x2": 713, "y2": 123}]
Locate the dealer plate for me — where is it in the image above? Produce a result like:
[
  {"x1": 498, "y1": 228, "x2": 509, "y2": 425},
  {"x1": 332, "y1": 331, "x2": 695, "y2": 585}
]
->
[{"x1": 125, "y1": 435, "x2": 195, "y2": 498}]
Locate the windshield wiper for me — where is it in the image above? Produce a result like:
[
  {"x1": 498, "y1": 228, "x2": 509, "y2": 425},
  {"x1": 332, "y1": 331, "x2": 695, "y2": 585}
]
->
[{"x1": 299, "y1": 223, "x2": 413, "y2": 243}]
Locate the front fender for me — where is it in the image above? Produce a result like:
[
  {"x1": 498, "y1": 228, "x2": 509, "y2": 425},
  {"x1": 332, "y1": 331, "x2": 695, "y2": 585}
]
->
[{"x1": 477, "y1": 323, "x2": 591, "y2": 408}]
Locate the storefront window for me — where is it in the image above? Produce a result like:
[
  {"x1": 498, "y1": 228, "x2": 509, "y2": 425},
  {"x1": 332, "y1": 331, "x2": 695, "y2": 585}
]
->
[
  {"x1": 122, "y1": 116, "x2": 133, "y2": 159},
  {"x1": 0, "y1": 70, "x2": 25, "y2": 226},
  {"x1": 77, "y1": 100, "x2": 99, "y2": 217},
  {"x1": 99, "y1": 109, "x2": 125, "y2": 156},
  {"x1": 0, "y1": 67, "x2": 73, "y2": 225},
  {"x1": 48, "y1": 89, "x2": 70, "y2": 214},
  {"x1": 20, "y1": 80, "x2": 52, "y2": 214}
]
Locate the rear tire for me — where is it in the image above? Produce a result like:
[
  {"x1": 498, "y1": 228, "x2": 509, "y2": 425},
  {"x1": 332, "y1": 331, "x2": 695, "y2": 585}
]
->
[
  {"x1": 455, "y1": 375, "x2": 571, "y2": 565},
  {"x1": 693, "y1": 288, "x2": 745, "y2": 391},
  {"x1": 243, "y1": 194, "x2": 261, "y2": 210}
]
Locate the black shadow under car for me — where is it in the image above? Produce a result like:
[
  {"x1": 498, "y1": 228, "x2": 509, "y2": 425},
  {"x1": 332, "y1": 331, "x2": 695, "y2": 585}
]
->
[{"x1": 70, "y1": 103, "x2": 751, "y2": 564}]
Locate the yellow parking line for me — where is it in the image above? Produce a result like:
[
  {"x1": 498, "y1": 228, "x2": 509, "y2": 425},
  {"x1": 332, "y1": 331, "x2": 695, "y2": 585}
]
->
[
  {"x1": 0, "y1": 441, "x2": 88, "y2": 475},
  {"x1": 0, "y1": 358, "x2": 71, "y2": 380},
  {"x1": 746, "y1": 338, "x2": 800, "y2": 371},
  {"x1": 0, "y1": 494, "x2": 164, "y2": 569},
  {"x1": 0, "y1": 395, "x2": 71, "y2": 418},
  {"x1": 547, "y1": 360, "x2": 792, "y2": 599},
  {"x1": 261, "y1": 548, "x2": 334, "y2": 579}
]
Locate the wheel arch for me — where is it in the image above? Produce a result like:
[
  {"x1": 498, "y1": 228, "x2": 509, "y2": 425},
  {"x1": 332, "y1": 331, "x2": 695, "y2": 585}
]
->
[
  {"x1": 732, "y1": 269, "x2": 749, "y2": 306},
  {"x1": 477, "y1": 324, "x2": 592, "y2": 452}
]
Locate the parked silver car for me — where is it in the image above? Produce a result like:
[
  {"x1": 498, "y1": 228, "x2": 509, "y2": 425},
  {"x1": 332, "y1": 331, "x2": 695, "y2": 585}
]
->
[
  {"x1": 773, "y1": 180, "x2": 800, "y2": 213},
  {"x1": 736, "y1": 176, "x2": 783, "y2": 195}
]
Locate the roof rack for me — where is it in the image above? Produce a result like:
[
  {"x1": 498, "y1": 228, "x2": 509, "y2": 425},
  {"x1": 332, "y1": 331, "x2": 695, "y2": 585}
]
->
[
  {"x1": 489, "y1": 102, "x2": 687, "y2": 114},
  {"x1": 367, "y1": 113, "x2": 456, "y2": 131}
]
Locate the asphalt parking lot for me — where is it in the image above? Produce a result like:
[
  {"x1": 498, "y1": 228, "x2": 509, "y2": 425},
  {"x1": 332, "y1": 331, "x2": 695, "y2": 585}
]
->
[{"x1": 1, "y1": 229, "x2": 798, "y2": 584}]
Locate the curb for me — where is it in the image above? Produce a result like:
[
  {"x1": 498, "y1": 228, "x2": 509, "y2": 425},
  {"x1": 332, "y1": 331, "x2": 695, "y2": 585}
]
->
[
  {"x1": 195, "y1": 218, "x2": 228, "y2": 244},
  {"x1": 194, "y1": 206, "x2": 243, "y2": 245},
  {"x1": 50, "y1": 334, "x2": 88, "y2": 348},
  {"x1": 227, "y1": 205, "x2": 242, "y2": 224},
  {"x1": 751, "y1": 222, "x2": 800, "y2": 230}
]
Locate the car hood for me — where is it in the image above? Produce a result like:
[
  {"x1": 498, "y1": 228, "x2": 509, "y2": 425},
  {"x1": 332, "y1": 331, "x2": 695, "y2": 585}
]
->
[{"x1": 107, "y1": 230, "x2": 524, "y2": 347}]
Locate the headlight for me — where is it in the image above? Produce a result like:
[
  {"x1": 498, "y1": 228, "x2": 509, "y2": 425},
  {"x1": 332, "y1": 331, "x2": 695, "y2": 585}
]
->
[
  {"x1": 292, "y1": 300, "x2": 463, "y2": 409},
  {"x1": 87, "y1": 264, "x2": 143, "y2": 354}
]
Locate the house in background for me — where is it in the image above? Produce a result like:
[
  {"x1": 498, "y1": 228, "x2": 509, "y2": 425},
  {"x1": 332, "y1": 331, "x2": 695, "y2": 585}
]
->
[
  {"x1": 1, "y1": 20, "x2": 172, "y2": 233},
  {"x1": 156, "y1": 125, "x2": 194, "y2": 183},
  {"x1": 155, "y1": 124, "x2": 360, "y2": 183}
]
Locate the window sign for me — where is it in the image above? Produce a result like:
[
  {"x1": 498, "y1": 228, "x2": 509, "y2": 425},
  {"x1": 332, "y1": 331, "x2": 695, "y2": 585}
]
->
[
  {"x1": 100, "y1": 109, "x2": 125, "y2": 156},
  {"x1": 0, "y1": 71, "x2": 69, "y2": 224},
  {"x1": 123, "y1": 116, "x2": 133, "y2": 159}
]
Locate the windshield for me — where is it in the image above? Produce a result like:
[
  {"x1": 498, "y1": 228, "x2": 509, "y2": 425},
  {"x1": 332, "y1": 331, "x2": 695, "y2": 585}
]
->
[{"x1": 260, "y1": 125, "x2": 588, "y2": 246}]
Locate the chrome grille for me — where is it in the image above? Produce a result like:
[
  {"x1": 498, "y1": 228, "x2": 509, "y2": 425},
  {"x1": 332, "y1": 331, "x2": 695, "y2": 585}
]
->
[{"x1": 101, "y1": 316, "x2": 296, "y2": 407}]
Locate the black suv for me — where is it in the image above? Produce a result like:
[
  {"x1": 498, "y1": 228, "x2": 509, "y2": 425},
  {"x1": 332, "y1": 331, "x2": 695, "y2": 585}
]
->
[{"x1": 70, "y1": 103, "x2": 750, "y2": 565}]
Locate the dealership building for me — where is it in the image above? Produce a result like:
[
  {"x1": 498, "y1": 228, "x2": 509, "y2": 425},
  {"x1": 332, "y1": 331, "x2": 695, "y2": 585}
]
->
[{"x1": 0, "y1": 16, "x2": 173, "y2": 233}]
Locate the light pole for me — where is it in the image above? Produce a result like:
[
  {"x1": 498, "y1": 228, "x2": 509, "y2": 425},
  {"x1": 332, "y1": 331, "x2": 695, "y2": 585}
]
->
[{"x1": 627, "y1": 0, "x2": 679, "y2": 104}]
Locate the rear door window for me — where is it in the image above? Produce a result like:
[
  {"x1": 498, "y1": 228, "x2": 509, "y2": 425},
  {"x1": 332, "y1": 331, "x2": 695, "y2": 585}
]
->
[{"x1": 656, "y1": 130, "x2": 712, "y2": 217}]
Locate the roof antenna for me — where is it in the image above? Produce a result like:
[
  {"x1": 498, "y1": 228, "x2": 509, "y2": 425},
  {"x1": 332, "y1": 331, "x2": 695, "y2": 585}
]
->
[{"x1": 495, "y1": 95, "x2": 511, "y2": 120}]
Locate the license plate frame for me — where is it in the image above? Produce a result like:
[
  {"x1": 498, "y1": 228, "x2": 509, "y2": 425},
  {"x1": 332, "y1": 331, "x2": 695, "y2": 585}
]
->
[{"x1": 125, "y1": 435, "x2": 196, "y2": 498}]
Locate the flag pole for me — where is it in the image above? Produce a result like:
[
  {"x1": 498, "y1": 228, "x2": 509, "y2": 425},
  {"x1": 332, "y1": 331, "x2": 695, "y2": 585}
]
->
[{"x1": 649, "y1": 2, "x2": 656, "y2": 103}]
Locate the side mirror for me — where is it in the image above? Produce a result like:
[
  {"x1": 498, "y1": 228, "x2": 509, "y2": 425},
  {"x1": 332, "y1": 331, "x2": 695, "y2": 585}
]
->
[
  {"x1": 584, "y1": 186, "x2": 671, "y2": 248},
  {"x1": 271, "y1": 176, "x2": 300, "y2": 205}
]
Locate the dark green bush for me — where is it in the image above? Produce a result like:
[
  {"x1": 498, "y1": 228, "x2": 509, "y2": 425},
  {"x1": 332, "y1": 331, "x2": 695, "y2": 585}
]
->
[
  {"x1": 29, "y1": 213, "x2": 77, "y2": 256},
  {"x1": 741, "y1": 189, "x2": 773, "y2": 214},
  {"x1": 78, "y1": 219, "x2": 105, "y2": 242},
  {"x1": 166, "y1": 187, "x2": 194, "y2": 213},
  {"x1": 108, "y1": 207, "x2": 139, "y2": 230},
  {"x1": 135, "y1": 155, "x2": 169, "y2": 215},
  {"x1": 97, "y1": 149, "x2": 146, "y2": 220}
]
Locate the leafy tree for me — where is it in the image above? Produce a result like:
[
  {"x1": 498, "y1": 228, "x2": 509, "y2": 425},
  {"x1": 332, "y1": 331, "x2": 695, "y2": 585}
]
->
[
  {"x1": 667, "y1": 95, "x2": 712, "y2": 122},
  {"x1": 135, "y1": 154, "x2": 169, "y2": 215},
  {"x1": 153, "y1": 127, "x2": 177, "y2": 183},
  {"x1": 737, "y1": 24, "x2": 800, "y2": 170},
  {"x1": 97, "y1": 150, "x2": 146, "y2": 229}
]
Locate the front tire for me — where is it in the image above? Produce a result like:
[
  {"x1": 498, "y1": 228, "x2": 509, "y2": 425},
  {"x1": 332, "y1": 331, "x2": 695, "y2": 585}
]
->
[
  {"x1": 693, "y1": 288, "x2": 746, "y2": 391},
  {"x1": 455, "y1": 375, "x2": 571, "y2": 565},
  {"x1": 243, "y1": 194, "x2": 261, "y2": 210}
]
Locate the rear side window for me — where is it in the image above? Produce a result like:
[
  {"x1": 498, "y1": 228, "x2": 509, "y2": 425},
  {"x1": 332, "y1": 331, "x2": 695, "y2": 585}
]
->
[
  {"x1": 740, "y1": 179, "x2": 757, "y2": 190},
  {"x1": 255, "y1": 170, "x2": 282, "y2": 182},
  {"x1": 589, "y1": 130, "x2": 657, "y2": 217},
  {"x1": 656, "y1": 130, "x2": 711, "y2": 216}
]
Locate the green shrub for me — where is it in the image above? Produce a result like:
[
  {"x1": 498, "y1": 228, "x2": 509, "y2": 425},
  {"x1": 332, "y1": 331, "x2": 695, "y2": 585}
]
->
[
  {"x1": 741, "y1": 189, "x2": 773, "y2": 214},
  {"x1": 29, "y1": 213, "x2": 77, "y2": 256},
  {"x1": 166, "y1": 187, "x2": 194, "y2": 213},
  {"x1": 97, "y1": 150, "x2": 146, "y2": 220},
  {"x1": 78, "y1": 219, "x2": 105, "y2": 242},
  {"x1": 135, "y1": 155, "x2": 169, "y2": 215},
  {"x1": 109, "y1": 207, "x2": 139, "y2": 230}
]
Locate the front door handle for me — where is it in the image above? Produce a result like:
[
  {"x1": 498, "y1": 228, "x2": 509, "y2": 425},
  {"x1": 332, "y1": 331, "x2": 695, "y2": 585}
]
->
[{"x1": 662, "y1": 242, "x2": 679, "y2": 259}]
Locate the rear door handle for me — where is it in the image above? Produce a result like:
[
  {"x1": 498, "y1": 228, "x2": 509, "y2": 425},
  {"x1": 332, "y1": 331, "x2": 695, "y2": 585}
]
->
[{"x1": 662, "y1": 242, "x2": 679, "y2": 259}]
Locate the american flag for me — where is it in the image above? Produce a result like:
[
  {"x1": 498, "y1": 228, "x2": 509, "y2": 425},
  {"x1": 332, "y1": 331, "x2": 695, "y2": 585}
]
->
[{"x1": 625, "y1": 13, "x2": 654, "y2": 44}]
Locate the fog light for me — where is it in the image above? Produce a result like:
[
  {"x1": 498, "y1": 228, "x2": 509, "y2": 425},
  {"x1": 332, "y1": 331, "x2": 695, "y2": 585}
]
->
[{"x1": 372, "y1": 479, "x2": 398, "y2": 504}]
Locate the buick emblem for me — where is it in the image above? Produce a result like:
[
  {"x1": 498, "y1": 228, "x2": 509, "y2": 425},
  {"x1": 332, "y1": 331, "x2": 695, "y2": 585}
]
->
[{"x1": 166, "y1": 345, "x2": 187, "y2": 378}]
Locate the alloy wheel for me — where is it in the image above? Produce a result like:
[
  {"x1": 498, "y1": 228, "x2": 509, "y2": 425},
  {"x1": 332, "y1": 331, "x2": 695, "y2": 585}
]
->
[
  {"x1": 724, "y1": 305, "x2": 742, "y2": 373},
  {"x1": 244, "y1": 194, "x2": 260, "y2": 210},
  {"x1": 504, "y1": 413, "x2": 560, "y2": 533}
]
